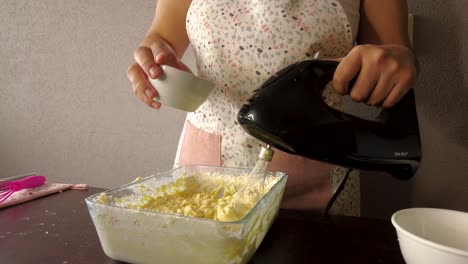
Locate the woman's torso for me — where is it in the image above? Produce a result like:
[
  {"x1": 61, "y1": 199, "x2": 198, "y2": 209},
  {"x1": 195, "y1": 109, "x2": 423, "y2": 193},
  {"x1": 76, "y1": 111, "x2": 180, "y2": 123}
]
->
[{"x1": 178, "y1": 0, "x2": 360, "y2": 213}]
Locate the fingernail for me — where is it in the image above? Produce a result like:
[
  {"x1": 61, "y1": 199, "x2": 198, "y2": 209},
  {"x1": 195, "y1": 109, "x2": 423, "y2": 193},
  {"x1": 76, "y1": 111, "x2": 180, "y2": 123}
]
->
[
  {"x1": 149, "y1": 66, "x2": 160, "y2": 79},
  {"x1": 151, "y1": 102, "x2": 160, "y2": 109},
  {"x1": 145, "y1": 89, "x2": 153, "y2": 98},
  {"x1": 344, "y1": 84, "x2": 350, "y2": 94},
  {"x1": 155, "y1": 53, "x2": 164, "y2": 62}
]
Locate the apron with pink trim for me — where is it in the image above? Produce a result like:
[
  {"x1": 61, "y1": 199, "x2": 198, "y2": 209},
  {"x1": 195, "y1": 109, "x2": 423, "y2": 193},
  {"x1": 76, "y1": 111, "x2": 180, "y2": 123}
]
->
[{"x1": 176, "y1": 0, "x2": 359, "y2": 213}]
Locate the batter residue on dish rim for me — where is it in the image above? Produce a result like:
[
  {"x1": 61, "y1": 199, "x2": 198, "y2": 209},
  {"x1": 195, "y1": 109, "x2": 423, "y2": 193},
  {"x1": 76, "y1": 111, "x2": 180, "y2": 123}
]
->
[{"x1": 97, "y1": 172, "x2": 274, "y2": 222}]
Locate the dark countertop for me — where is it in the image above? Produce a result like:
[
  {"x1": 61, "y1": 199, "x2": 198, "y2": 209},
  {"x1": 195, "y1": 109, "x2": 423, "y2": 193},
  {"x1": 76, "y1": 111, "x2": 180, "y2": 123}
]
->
[{"x1": 0, "y1": 187, "x2": 404, "y2": 264}]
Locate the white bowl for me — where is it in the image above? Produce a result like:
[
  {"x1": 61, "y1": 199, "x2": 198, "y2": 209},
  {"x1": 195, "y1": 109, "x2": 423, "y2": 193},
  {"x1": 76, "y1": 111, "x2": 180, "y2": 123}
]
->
[
  {"x1": 391, "y1": 208, "x2": 468, "y2": 264},
  {"x1": 148, "y1": 65, "x2": 216, "y2": 112}
]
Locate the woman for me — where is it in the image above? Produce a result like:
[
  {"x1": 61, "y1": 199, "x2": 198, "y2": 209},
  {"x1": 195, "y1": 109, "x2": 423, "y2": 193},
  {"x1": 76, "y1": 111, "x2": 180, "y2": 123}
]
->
[{"x1": 127, "y1": 0, "x2": 418, "y2": 216}]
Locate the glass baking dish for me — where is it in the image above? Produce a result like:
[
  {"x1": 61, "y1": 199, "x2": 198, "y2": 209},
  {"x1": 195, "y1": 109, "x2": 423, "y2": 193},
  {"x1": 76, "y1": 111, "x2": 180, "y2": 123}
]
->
[{"x1": 85, "y1": 165, "x2": 287, "y2": 264}]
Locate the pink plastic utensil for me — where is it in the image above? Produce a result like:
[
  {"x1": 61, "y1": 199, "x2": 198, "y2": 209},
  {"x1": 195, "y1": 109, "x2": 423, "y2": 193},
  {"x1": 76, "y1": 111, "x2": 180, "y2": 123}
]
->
[{"x1": 0, "y1": 175, "x2": 46, "y2": 204}]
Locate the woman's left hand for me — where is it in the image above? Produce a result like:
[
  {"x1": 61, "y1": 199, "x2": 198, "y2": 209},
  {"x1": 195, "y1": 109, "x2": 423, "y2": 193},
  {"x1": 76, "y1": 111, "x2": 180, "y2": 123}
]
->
[{"x1": 333, "y1": 44, "x2": 419, "y2": 108}]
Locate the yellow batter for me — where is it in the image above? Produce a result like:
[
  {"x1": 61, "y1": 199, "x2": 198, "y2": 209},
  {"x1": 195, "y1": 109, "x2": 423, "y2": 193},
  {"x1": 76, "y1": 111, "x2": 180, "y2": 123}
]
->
[{"x1": 116, "y1": 173, "x2": 266, "y2": 222}]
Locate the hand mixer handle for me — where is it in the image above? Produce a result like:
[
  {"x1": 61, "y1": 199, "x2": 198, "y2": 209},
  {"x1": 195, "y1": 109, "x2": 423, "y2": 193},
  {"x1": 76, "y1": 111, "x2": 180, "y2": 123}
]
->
[
  {"x1": 9, "y1": 175, "x2": 46, "y2": 192},
  {"x1": 312, "y1": 59, "x2": 420, "y2": 145},
  {"x1": 313, "y1": 60, "x2": 414, "y2": 126}
]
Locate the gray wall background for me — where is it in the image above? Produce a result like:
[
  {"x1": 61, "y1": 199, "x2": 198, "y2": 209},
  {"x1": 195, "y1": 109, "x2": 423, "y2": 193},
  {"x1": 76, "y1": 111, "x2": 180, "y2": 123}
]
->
[
  {"x1": 1, "y1": 0, "x2": 466, "y2": 219},
  {"x1": 1, "y1": 0, "x2": 188, "y2": 186},
  {"x1": 361, "y1": 0, "x2": 468, "y2": 218}
]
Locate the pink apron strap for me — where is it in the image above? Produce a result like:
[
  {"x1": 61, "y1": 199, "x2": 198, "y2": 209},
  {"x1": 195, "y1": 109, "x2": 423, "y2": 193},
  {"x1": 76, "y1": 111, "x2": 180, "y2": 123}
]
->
[
  {"x1": 178, "y1": 121, "x2": 222, "y2": 167},
  {"x1": 267, "y1": 149, "x2": 332, "y2": 210}
]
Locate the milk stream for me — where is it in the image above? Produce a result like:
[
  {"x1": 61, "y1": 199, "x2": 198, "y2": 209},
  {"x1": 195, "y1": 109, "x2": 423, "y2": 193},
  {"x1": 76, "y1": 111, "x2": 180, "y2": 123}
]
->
[
  {"x1": 227, "y1": 147, "x2": 272, "y2": 208},
  {"x1": 247, "y1": 158, "x2": 269, "y2": 194}
]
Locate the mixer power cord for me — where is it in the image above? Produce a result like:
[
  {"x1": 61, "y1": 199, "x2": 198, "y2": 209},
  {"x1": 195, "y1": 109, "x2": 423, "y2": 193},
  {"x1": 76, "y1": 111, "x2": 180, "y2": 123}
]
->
[{"x1": 322, "y1": 168, "x2": 353, "y2": 215}]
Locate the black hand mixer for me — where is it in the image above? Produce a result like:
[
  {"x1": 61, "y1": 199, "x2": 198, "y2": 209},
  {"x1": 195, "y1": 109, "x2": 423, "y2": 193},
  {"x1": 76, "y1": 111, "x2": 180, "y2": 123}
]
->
[{"x1": 238, "y1": 59, "x2": 421, "y2": 180}]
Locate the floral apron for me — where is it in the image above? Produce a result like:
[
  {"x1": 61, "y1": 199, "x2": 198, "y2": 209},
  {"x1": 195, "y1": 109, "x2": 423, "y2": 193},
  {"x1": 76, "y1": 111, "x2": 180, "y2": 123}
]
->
[{"x1": 176, "y1": 0, "x2": 360, "y2": 215}]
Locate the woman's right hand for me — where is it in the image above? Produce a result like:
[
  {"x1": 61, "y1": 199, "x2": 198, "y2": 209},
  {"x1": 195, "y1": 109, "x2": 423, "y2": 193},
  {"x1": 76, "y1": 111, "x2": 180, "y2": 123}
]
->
[{"x1": 127, "y1": 34, "x2": 192, "y2": 109}]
